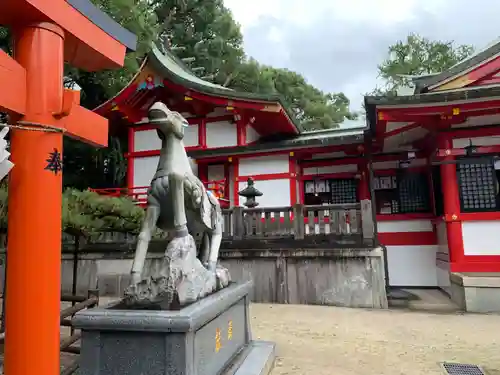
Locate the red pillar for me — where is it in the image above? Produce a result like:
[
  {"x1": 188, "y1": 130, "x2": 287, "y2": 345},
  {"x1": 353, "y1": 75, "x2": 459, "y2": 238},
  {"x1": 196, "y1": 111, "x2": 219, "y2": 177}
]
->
[
  {"x1": 198, "y1": 118, "x2": 207, "y2": 148},
  {"x1": 127, "y1": 126, "x2": 135, "y2": 190},
  {"x1": 358, "y1": 160, "x2": 371, "y2": 201},
  {"x1": 289, "y1": 152, "x2": 297, "y2": 205},
  {"x1": 438, "y1": 135, "x2": 464, "y2": 265},
  {"x1": 5, "y1": 22, "x2": 64, "y2": 375}
]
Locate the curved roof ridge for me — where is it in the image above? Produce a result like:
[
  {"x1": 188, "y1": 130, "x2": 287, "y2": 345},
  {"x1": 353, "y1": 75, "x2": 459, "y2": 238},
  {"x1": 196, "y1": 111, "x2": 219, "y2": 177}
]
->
[
  {"x1": 93, "y1": 56, "x2": 149, "y2": 112},
  {"x1": 151, "y1": 42, "x2": 234, "y2": 92},
  {"x1": 416, "y1": 37, "x2": 500, "y2": 92}
]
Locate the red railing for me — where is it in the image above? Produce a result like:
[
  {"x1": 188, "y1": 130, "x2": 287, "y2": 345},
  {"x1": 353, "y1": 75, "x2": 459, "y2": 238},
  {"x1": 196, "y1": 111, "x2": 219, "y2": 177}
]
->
[{"x1": 91, "y1": 179, "x2": 229, "y2": 208}]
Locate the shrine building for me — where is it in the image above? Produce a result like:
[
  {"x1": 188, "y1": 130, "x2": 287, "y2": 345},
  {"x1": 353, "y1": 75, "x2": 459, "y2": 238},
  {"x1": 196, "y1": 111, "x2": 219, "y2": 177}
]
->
[{"x1": 95, "y1": 39, "x2": 500, "y2": 312}]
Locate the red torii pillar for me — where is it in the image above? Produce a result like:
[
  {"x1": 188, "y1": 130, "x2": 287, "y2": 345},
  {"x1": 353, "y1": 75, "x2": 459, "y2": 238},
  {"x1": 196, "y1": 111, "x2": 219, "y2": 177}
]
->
[{"x1": 0, "y1": 1, "x2": 136, "y2": 375}]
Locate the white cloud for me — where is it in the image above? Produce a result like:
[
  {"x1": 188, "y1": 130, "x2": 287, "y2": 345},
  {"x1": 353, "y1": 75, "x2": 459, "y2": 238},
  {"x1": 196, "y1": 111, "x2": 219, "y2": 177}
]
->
[
  {"x1": 226, "y1": 0, "x2": 448, "y2": 29},
  {"x1": 223, "y1": 0, "x2": 499, "y2": 110}
]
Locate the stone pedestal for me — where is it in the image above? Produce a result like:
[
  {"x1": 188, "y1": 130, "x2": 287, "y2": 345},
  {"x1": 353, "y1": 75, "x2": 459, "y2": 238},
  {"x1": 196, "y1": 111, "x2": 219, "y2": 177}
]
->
[
  {"x1": 450, "y1": 272, "x2": 500, "y2": 313},
  {"x1": 72, "y1": 281, "x2": 275, "y2": 375}
]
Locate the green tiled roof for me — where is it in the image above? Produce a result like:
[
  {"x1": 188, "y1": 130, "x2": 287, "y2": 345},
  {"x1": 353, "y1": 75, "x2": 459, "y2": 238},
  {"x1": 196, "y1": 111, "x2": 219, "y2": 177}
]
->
[{"x1": 149, "y1": 43, "x2": 304, "y2": 132}]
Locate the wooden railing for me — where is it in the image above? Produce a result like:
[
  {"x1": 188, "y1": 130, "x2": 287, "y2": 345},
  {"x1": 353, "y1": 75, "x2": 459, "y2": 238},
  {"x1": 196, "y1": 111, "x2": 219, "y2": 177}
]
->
[
  {"x1": 221, "y1": 202, "x2": 373, "y2": 241},
  {"x1": 91, "y1": 180, "x2": 230, "y2": 208},
  {"x1": 58, "y1": 202, "x2": 374, "y2": 243},
  {"x1": 89, "y1": 186, "x2": 149, "y2": 206}
]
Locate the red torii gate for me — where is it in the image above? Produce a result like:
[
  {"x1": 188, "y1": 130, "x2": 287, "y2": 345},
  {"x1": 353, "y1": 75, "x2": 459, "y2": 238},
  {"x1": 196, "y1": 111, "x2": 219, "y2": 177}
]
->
[{"x1": 0, "y1": 1, "x2": 136, "y2": 375}]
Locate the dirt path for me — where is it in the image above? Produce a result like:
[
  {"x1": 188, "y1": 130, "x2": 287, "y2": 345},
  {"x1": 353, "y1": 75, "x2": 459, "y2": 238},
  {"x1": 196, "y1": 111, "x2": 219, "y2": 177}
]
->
[
  {"x1": 250, "y1": 304, "x2": 500, "y2": 375},
  {"x1": 6, "y1": 300, "x2": 497, "y2": 375}
]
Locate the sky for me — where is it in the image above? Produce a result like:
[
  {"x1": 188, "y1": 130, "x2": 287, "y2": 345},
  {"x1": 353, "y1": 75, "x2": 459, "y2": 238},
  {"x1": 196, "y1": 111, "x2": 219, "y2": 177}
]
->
[{"x1": 223, "y1": 0, "x2": 500, "y2": 110}]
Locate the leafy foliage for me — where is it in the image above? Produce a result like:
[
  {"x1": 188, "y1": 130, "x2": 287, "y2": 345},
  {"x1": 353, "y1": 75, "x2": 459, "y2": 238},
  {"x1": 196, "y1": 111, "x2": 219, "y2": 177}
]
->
[
  {"x1": 62, "y1": 189, "x2": 145, "y2": 237},
  {"x1": 377, "y1": 33, "x2": 474, "y2": 94},
  {"x1": 66, "y1": 0, "x2": 160, "y2": 107},
  {"x1": 227, "y1": 62, "x2": 358, "y2": 130},
  {"x1": 153, "y1": 0, "x2": 245, "y2": 87},
  {"x1": 0, "y1": 185, "x2": 145, "y2": 236}
]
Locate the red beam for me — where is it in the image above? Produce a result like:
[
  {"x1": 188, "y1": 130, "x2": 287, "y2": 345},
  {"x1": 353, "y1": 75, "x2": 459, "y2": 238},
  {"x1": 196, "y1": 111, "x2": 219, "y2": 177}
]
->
[
  {"x1": 300, "y1": 157, "x2": 362, "y2": 168},
  {"x1": 467, "y1": 56, "x2": 500, "y2": 81},
  {"x1": 161, "y1": 79, "x2": 269, "y2": 111},
  {"x1": 378, "y1": 231, "x2": 437, "y2": 246},
  {"x1": 300, "y1": 172, "x2": 357, "y2": 180},
  {"x1": 60, "y1": 104, "x2": 108, "y2": 147},
  {"x1": 125, "y1": 146, "x2": 203, "y2": 158},
  {"x1": 378, "y1": 99, "x2": 500, "y2": 117},
  {"x1": 451, "y1": 261, "x2": 500, "y2": 273},
  {"x1": 132, "y1": 114, "x2": 233, "y2": 131},
  {"x1": 238, "y1": 172, "x2": 292, "y2": 181},
  {"x1": 436, "y1": 145, "x2": 500, "y2": 157},
  {"x1": 473, "y1": 75, "x2": 500, "y2": 86},
  {"x1": 443, "y1": 125, "x2": 500, "y2": 139},
  {"x1": 0, "y1": 50, "x2": 26, "y2": 114},
  {"x1": 383, "y1": 121, "x2": 422, "y2": 139}
]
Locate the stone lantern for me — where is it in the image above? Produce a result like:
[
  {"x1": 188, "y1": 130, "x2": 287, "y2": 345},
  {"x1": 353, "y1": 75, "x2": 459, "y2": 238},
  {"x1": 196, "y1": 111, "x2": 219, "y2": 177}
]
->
[{"x1": 238, "y1": 177, "x2": 262, "y2": 208}]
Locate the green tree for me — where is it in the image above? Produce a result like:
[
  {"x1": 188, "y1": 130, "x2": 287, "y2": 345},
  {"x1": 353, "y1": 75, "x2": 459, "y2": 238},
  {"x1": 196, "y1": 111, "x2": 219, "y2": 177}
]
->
[
  {"x1": 377, "y1": 33, "x2": 474, "y2": 93},
  {"x1": 226, "y1": 61, "x2": 357, "y2": 130},
  {"x1": 67, "y1": 0, "x2": 159, "y2": 107},
  {"x1": 0, "y1": 0, "x2": 159, "y2": 190},
  {"x1": 153, "y1": 0, "x2": 245, "y2": 85},
  {"x1": 62, "y1": 0, "x2": 159, "y2": 190}
]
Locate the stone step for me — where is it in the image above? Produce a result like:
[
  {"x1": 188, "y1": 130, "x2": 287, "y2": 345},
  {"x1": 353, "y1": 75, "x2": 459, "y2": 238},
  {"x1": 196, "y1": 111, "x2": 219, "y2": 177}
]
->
[{"x1": 227, "y1": 341, "x2": 276, "y2": 375}]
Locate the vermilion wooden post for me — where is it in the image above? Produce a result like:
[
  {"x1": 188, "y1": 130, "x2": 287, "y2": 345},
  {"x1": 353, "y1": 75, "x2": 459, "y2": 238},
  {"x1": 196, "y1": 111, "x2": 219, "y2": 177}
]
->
[
  {"x1": 438, "y1": 135, "x2": 465, "y2": 266},
  {"x1": 5, "y1": 23, "x2": 65, "y2": 375},
  {"x1": 0, "y1": 2, "x2": 136, "y2": 375}
]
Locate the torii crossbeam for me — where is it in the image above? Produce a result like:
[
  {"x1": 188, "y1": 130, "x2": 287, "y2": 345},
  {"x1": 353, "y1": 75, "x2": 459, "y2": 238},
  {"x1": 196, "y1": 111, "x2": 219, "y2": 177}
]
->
[{"x1": 0, "y1": 1, "x2": 136, "y2": 375}]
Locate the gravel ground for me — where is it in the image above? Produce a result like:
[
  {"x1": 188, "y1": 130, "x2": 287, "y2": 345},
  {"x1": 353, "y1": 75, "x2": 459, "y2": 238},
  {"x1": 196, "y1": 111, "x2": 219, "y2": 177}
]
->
[
  {"x1": 19, "y1": 300, "x2": 500, "y2": 374},
  {"x1": 250, "y1": 304, "x2": 500, "y2": 375}
]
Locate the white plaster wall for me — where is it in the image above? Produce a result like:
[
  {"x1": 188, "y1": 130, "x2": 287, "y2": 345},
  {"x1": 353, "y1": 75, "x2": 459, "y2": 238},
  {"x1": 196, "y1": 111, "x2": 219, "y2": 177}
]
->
[
  {"x1": 183, "y1": 124, "x2": 199, "y2": 147},
  {"x1": 462, "y1": 221, "x2": 500, "y2": 255},
  {"x1": 207, "y1": 164, "x2": 225, "y2": 182},
  {"x1": 379, "y1": 219, "x2": 438, "y2": 287},
  {"x1": 133, "y1": 125, "x2": 199, "y2": 151},
  {"x1": 303, "y1": 164, "x2": 357, "y2": 175},
  {"x1": 132, "y1": 156, "x2": 159, "y2": 201},
  {"x1": 206, "y1": 121, "x2": 237, "y2": 148},
  {"x1": 238, "y1": 179, "x2": 290, "y2": 207},
  {"x1": 228, "y1": 165, "x2": 235, "y2": 206},
  {"x1": 246, "y1": 125, "x2": 260, "y2": 143},
  {"x1": 239, "y1": 154, "x2": 289, "y2": 176},
  {"x1": 377, "y1": 220, "x2": 433, "y2": 233},
  {"x1": 134, "y1": 129, "x2": 160, "y2": 152},
  {"x1": 435, "y1": 221, "x2": 450, "y2": 295},
  {"x1": 385, "y1": 245, "x2": 438, "y2": 286},
  {"x1": 453, "y1": 136, "x2": 500, "y2": 148}
]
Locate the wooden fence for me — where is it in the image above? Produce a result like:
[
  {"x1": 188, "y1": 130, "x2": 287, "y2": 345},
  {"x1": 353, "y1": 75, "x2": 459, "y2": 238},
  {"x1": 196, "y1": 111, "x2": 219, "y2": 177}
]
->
[{"x1": 221, "y1": 202, "x2": 373, "y2": 241}]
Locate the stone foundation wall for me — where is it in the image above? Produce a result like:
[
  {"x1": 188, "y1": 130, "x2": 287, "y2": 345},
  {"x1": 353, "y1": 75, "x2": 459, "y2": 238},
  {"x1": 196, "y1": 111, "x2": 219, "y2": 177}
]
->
[
  {"x1": 0, "y1": 238, "x2": 388, "y2": 309},
  {"x1": 450, "y1": 272, "x2": 500, "y2": 313}
]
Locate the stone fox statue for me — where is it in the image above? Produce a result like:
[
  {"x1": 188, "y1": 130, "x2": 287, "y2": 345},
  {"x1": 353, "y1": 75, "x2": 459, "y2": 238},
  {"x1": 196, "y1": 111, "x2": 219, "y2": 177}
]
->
[{"x1": 129, "y1": 102, "x2": 223, "y2": 286}]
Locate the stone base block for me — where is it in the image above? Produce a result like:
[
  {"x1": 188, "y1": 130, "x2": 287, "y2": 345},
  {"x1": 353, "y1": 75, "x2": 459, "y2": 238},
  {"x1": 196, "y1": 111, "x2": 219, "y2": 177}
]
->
[
  {"x1": 72, "y1": 281, "x2": 275, "y2": 375},
  {"x1": 450, "y1": 272, "x2": 500, "y2": 313}
]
